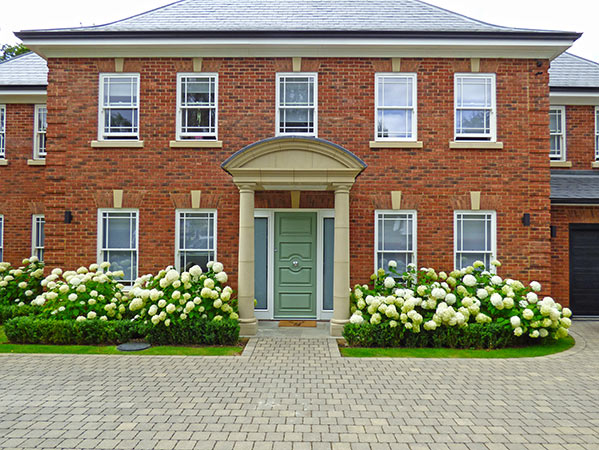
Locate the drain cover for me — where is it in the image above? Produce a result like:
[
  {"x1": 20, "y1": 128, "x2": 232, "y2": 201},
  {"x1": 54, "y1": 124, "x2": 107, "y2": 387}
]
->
[{"x1": 117, "y1": 342, "x2": 151, "y2": 352}]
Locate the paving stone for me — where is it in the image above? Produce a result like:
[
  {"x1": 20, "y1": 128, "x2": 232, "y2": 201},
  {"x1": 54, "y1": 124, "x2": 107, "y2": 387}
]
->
[{"x1": 0, "y1": 324, "x2": 597, "y2": 449}]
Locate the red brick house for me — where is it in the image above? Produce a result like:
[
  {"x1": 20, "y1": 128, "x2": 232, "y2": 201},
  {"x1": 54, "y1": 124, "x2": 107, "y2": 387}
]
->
[{"x1": 0, "y1": 0, "x2": 596, "y2": 334}]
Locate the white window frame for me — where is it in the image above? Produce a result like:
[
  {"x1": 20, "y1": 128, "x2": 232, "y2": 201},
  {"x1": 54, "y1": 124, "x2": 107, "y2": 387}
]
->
[
  {"x1": 33, "y1": 104, "x2": 47, "y2": 159},
  {"x1": 98, "y1": 73, "x2": 140, "y2": 141},
  {"x1": 454, "y1": 211, "x2": 497, "y2": 271},
  {"x1": 31, "y1": 214, "x2": 45, "y2": 261},
  {"x1": 0, "y1": 215, "x2": 3, "y2": 262},
  {"x1": 549, "y1": 106, "x2": 566, "y2": 161},
  {"x1": 174, "y1": 209, "x2": 217, "y2": 272},
  {"x1": 595, "y1": 106, "x2": 599, "y2": 161},
  {"x1": 374, "y1": 210, "x2": 418, "y2": 273},
  {"x1": 374, "y1": 73, "x2": 418, "y2": 141},
  {"x1": 276, "y1": 72, "x2": 318, "y2": 137},
  {"x1": 454, "y1": 73, "x2": 497, "y2": 141},
  {"x1": 0, "y1": 105, "x2": 5, "y2": 159},
  {"x1": 176, "y1": 73, "x2": 218, "y2": 141},
  {"x1": 97, "y1": 209, "x2": 139, "y2": 285}
]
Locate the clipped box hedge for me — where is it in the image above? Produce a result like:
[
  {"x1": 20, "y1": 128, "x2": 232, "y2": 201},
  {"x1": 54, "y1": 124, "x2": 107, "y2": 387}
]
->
[
  {"x1": 4, "y1": 316, "x2": 240, "y2": 346},
  {"x1": 343, "y1": 322, "x2": 524, "y2": 349},
  {"x1": 0, "y1": 304, "x2": 40, "y2": 324}
]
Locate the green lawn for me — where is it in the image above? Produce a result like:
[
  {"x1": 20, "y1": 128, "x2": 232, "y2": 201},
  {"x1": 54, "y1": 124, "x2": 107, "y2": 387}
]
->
[
  {"x1": 0, "y1": 326, "x2": 243, "y2": 356},
  {"x1": 339, "y1": 335, "x2": 575, "y2": 358}
]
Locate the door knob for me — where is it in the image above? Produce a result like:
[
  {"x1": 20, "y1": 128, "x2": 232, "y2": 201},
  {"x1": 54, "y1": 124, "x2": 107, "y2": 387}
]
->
[{"x1": 292, "y1": 260, "x2": 299, "y2": 267}]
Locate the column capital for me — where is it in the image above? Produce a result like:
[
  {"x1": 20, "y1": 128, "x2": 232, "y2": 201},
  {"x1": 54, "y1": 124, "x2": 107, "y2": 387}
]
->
[
  {"x1": 235, "y1": 182, "x2": 257, "y2": 192},
  {"x1": 331, "y1": 183, "x2": 353, "y2": 193}
]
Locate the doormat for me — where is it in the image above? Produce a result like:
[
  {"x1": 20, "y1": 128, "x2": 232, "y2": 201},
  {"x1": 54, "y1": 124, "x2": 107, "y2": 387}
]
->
[{"x1": 278, "y1": 320, "x2": 317, "y2": 327}]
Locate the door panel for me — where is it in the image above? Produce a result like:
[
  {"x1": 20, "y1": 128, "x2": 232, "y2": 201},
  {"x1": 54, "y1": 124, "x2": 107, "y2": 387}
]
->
[
  {"x1": 274, "y1": 212, "x2": 317, "y2": 318},
  {"x1": 570, "y1": 224, "x2": 599, "y2": 315}
]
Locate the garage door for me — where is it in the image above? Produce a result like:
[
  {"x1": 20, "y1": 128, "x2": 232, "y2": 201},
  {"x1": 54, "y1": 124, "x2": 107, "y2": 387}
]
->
[{"x1": 570, "y1": 224, "x2": 599, "y2": 315}]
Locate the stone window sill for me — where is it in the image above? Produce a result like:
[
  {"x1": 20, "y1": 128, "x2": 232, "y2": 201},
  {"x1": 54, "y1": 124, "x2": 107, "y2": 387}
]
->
[
  {"x1": 169, "y1": 140, "x2": 223, "y2": 148},
  {"x1": 449, "y1": 141, "x2": 504, "y2": 149},
  {"x1": 369, "y1": 141, "x2": 423, "y2": 149},
  {"x1": 550, "y1": 161, "x2": 572, "y2": 168},
  {"x1": 27, "y1": 159, "x2": 46, "y2": 166},
  {"x1": 592, "y1": 161, "x2": 599, "y2": 169},
  {"x1": 0, "y1": 159, "x2": 7, "y2": 166},
  {"x1": 91, "y1": 140, "x2": 144, "y2": 148}
]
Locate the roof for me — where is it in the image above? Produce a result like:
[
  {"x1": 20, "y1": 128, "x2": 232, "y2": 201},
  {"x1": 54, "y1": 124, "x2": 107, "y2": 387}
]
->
[
  {"x1": 16, "y1": 0, "x2": 578, "y2": 38},
  {"x1": 550, "y1": 52, "x2": 599, "y2": 90},
  {"x1": 551, "y1": 171, "x2": 599, "y2": 204},
  {"x1": 0, "y1": 52, "x2": 48, "y2": 88}
]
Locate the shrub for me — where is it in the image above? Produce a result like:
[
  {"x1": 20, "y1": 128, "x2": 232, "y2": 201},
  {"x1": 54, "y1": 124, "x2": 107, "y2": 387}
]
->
[
  {"x1": 127, "y1": 261, "x2": 238, "y2": 329},
  {"x1": 343, "y1": 322, "x2": 518, "y2": 349},
  {"x1": 0, "y1": 257, "x2": 45, "y2": 306},
  {"x1": 145, "y1": 317, "x2": 239, "y2": 346},
  {"x1": 31, "y1": 262, "x2": 129, "y2": 321},
  {"x1": 0, "y1": 304, "x2": 40, "y2": 324},
  {"x1": 3, "y1": 316, "x2": 140, "y2": 345},
  {"x1": 344, "y1": 260, "x2": 572, "y2": 347}
]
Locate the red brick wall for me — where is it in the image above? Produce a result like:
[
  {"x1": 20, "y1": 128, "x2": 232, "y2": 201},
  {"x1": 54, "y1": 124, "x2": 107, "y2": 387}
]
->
[
  {"x1": 40, "y1": 56, "x2": 552, "y2": 291},
  {"x1": 558, "y1": 105, "x2": 597, "y2": 170},
  {"x1": 550, "y1": 205, "x2": 599, "y2": 306},
  {"x1": 0, "y1": 103, "x2": 46, "y2": 264}
]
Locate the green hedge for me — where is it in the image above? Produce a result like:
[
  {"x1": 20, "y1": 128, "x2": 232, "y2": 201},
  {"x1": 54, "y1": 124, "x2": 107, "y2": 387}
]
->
[
  {"x1": 343, "y1": 322, "x2": 528, "y2": 349},
  {"x1": 3, "y1": 317, "x2": 142, "y2": 345},
  {"x1": 4, "y1": 316, "x2": 239, "y2": 346},
  {"x1": 145, "y1": 318, "x2": 239, "y2": 346},
  {"x1": 0, "y1": 304, "x2": 40, "y2": 324}
]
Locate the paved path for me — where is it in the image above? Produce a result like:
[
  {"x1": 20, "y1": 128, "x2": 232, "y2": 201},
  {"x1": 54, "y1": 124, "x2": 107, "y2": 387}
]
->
[{"x1": 1, "y1": 322, "x2": 598, "y2": 450}]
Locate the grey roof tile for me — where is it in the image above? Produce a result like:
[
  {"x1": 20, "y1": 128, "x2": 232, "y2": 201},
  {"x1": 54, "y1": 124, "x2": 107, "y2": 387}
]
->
[
  {"x1": 551, "y1": 171, "x2": 599, "y2": 203},
  {"x1": 550, "y1": 52, "x2": 599, "y2": 89},
  {"x1": 0, "y1": 52, "x2": 48, "y2": 87},
  {"x1": 19, "y1": 0, "x2": 569, "y2": 34}
]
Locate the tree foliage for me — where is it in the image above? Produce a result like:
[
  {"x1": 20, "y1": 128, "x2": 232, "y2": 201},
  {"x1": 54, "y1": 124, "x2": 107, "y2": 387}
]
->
[{"x1": 0, "y1": 43, "x2": 30, "y2": 62}]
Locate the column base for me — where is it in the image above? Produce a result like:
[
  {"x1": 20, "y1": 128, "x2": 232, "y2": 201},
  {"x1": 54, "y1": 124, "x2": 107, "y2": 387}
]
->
[
  {"x1": 239, "y1": 318, "x2": 258, "y2": 336},
  {"x1": 330, "y1": 319, "x2": 348, "y2": 337}
]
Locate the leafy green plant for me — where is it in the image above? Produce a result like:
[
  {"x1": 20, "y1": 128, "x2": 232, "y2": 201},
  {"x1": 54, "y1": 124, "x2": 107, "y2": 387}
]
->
[
  {"x1": 0, "y1": 257, "x2": 45, "y2": 306},
  {"x1": 32, "y1": 263, "x2": 129, "y2": 321},
  {"x1": 3, "y1": 317, "x2": 140, "y2": 345},
  {"x1": 345, "y1": 260, "x2": 572, "y2": 347}
]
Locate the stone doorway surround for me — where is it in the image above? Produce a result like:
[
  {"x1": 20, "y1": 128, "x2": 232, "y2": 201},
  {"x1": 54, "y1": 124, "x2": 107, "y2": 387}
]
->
[{"x1": 221, "y1": 136, "x2": 366, "y2": 336}]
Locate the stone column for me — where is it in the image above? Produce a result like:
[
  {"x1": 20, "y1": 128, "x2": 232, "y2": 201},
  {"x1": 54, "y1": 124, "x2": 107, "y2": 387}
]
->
[
  {"x1": 237, "y1": 183, "x2": 258, "y2": 335},
  {"x1": 330, "y1": 184, "x2": 351, "y2": 336}
]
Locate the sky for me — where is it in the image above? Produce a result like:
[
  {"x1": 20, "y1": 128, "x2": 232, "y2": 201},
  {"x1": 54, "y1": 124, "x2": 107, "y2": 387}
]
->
[{"x1": 1, "y1": 0, "x2": 598, "y2": 61}]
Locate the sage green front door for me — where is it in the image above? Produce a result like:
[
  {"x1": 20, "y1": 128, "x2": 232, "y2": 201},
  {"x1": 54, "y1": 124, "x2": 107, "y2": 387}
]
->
[{"x1": 274, "y1": 212, "x2": 317, "y2": 318}]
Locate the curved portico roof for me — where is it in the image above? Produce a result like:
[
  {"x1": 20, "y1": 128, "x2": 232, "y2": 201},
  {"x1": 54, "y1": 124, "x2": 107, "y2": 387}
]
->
[{"x1": 221, "y1": 136, "x2": 366, "y2": 190}]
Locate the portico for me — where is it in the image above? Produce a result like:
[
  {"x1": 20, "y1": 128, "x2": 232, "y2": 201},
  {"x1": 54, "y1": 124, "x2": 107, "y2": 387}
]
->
[{"x1": 221, "y1": 136, "x2": 366, "y2": 336}]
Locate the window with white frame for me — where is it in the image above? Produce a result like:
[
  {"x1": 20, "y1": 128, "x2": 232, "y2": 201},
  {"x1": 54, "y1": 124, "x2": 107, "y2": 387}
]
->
[
  {"x1": 595, "y1": 107, "x2": 599, "y2": 160},
  {"x1": 34, "y1": 105, "x2": 47, "y2": 159},
  {"x1": 276, "y1": 73, "x2": 317, "y2": 135},
  {"x1": 454, "y1": 74, "x2": 496, "y2": 141},
  {"x1": 176, "y1": 210, "x2": 216, "y2": 272},
  {"x1": 375, "y1": 211, "x2": 417, "y2": 273},
  {"x1": 99, "y1": 210, "x2": 138, "y2": 285},
  {"x1": 0, "y1": 105, "x2": 5, "y2": 158},
  {"x1": 0, "y1": 215, "x2": 3, "y2": 262},
  {"x1": 177, "y1": 74, "x2": 218, "y2": 140},
  {"x1": 32, "y1": 215, "x2": 45, "y2": 261},
  {"x1": 454, "y1": 211, "x2": 496, "y2": 270},
  {"x1": 549, "y1": 106, "x2": 566, "y2": 161},
  {"x1": 375, "y1": 74, "x2": 417, "y2": 140},
  {"x1": 98, "y1": 74, "x2": 140, "y2": 140}
]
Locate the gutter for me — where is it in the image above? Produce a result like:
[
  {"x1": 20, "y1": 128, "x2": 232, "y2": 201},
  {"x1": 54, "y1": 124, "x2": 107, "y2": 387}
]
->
[{"x1": 15, "y1": 30, "x2": 583, "y2": 41}]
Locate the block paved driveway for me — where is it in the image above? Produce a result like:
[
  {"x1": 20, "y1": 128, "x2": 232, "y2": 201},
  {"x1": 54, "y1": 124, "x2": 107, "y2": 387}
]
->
[{"x1": 1, "y1": 322, "x2": 599, "y2": 450}]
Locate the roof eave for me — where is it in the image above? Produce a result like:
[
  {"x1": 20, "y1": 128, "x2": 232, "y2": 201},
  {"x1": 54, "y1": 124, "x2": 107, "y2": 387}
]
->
[{"x1": 15, "y1": 29, "x2": 583, "y2": 40}]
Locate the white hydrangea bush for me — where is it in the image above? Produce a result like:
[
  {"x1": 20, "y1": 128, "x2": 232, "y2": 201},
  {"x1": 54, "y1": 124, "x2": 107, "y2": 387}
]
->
[
  {"x1": 127, "y1": 261, "x2": 238, "y2": 327},
  {"x1": 349, "y1": 260, "x2": 571, "y2": 340},
  {"x1": 31, "y1": 262, "x2": 128, "y2": 321},
  {"x1": 0, "y1": 257, "x2": 45, "y2": 306}
]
